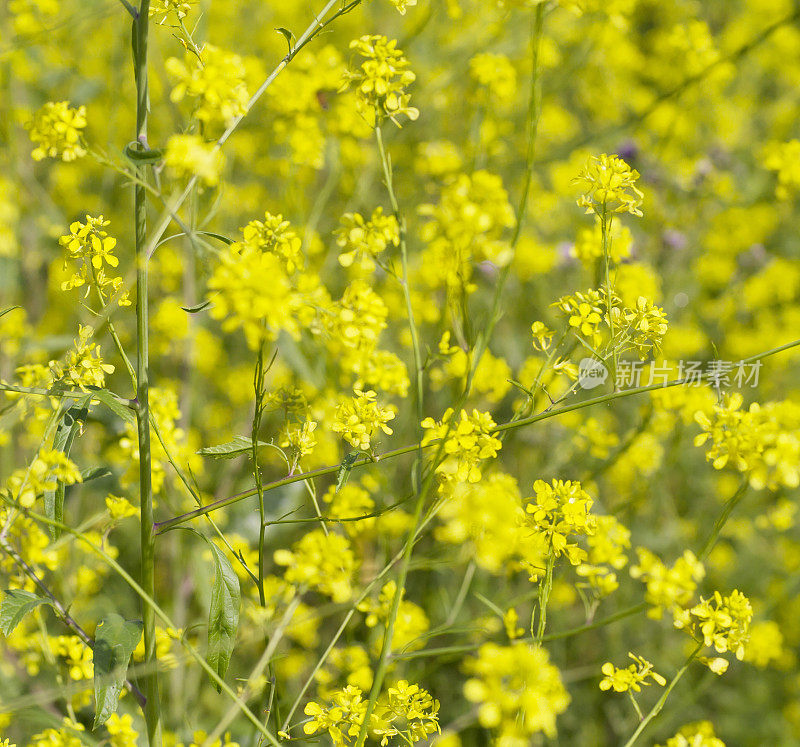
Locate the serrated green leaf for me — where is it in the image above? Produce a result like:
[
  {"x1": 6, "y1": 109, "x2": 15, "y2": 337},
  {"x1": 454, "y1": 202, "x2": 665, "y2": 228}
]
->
[
  {"x1": 197, "y1": 436, "x2": 268, "y2": 459},
  {"x1": 0, "y1": 590, "x2": 53, "y2": 636},
  {"x1": 93, "y1": 389, "x2": 136, "y2": 426},
  {"x1": 44, "y1": 394, "x2": 92, "y2": 540},
  {"x1": 336, "y1": 450, "x2": 361, "y2": 494},
  {"x1": 181, "y1": 299, "x2": 212, "y2": 314},
  {"x1": 206, "y1": 542, "x2": 240, "y2": 691},
  {"x1": 93, "y1": 613, "x2": 143, "y2": 728}
]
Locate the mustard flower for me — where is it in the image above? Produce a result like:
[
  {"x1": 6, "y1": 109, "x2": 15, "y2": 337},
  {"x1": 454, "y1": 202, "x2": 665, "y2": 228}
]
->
[
  {"x1": 630, "y1": 548, "x2": 705, "y2": 620},
  {"x1": 599, "y1": 652, "x2": 666, "y2": 692},
  {"x1": 164, "y1": 134, "x2": 224, "y2": 186},
  {"x1": 619, "y1": 296, "x2": 669, "y2": 359},
  {"x1": 463, "y1": 642, "x2": 570, "y2": 740},
  {"x1": 26, "y1": 101, "x2": 87, "y2": 162},
  {"x1": 149, "y1": 0, "x2": 196, "y2": 22},
  {"x1": 29, "y1": 718, "x2": 85, "y2": 747},
  {"x1": 388, "y1": 0, "x2": 417, "y2": 14},
  {"x1": 674, "y1": 589, "x2": 753, "y2": 662},
  {"x1": 105, "y1": 494, "x2": 138, "y2": 521},
  {"x1": 694, "y1": 394, "x2": 800, "y2": 490},
  {"x1": 207, "y1": 244, "x2": 303, "y2": 349},
  {"x1": 166, "y1": 44, "x2": 249, "y2": 127},
  {"x1": 105, "y1": 713, "x2": 139, "y2": 747},
  {"x1": 524, "y1": 479, "x2": 597, "y2": 567},
  {"x1": 335, "y1": 207, "x2": 399, "y2": 272},
  {"x1": 340, "y1": 35, "x2": 419, "y2": 127},
  {"x1": 236, "y1": 211, "x2": 304, "y2": 273},
  {"x1": 421, "y1": 408, "x2": 502, "y2": 488},
  {"x1": 656, "y1": 721, "x2": 727, "y2": 747},
  {"x1": 531, "y1": 321, "x2": 555, "y2": 352},
  {"x1": 575, "y1": 153, "x2": 644, "y2": 217},
  {"x1": 323, "y1": 482, "x2": 375, "y2": 537},
  {"x1": 763, "y1": 140, "x2": 800, "y2": 200},
  {"x1": 48, "y1": 325, "x2": 115, "y2": 391},
  {"x1": 469, "y1": 53, "x2": 517, "y2": 106},
  {"x1": 7, "y1": 449, "x2": 82, "y2": 508},
  {"x1": 358, "y1": 581, "x2": 430, "y2": 653},
  {"x1": 274, "y1": 529, "x2": 356, "y2": 602},
  {"x1": 49, "y1": 635, "x2": 93, "y2": 680},
  {"x1": 332, "y1": 388, "x2": 396, "y2": 451}
]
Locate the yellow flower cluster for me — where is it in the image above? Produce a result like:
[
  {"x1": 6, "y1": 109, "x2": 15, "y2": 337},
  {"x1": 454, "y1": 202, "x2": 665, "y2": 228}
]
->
[
  {"x1": 29, "y1": 718, "x2": 85, "y2": 747},
  {"x1": 525, "y1": 479, "x2": 597, "y2": 566},
  {"x1": 599, "y1": 652, "x2": 666, "y2": 693},
  {"x1": 335, "y1": 207, "x2": 399, "y2": 273},
  {"x1": 463, "y1": 642, "x2": 570, "y2": 740},
  {"x1": 575, "y1": 153, "x2": 644, "y2": 217},
  {"x1": 388, "y1": 0, "x2": 417, "y2": 14},
  {"x1": 358, "y1": 580, "x2": 429, "y2": 653},
  {"x1": 674, "y1": 589, "x2": 753, "y2": 668},
  {"x1": 48, "y1": 325, "x2": 115, "y2": 391},
  {"x1": 694, "y1": 394, "x2": 800, "y2": 490},
  {"x1": 332, "y1": 388, "x2": 396, "y2": 451},
  {"x1": 48, "y1": 635, "x2": 93, "y2": 680},
  {"x1": 105, "y1": 713, "x2": 139, "y2": 747},
  {"x1": 166, "y1": 44, "x2": 250, "y2": 127},
  {"x1": 419, "y1": 170, "x2": 514, "y2": 291},
  {"x1": 762, "y1": 139, "x2": 800, "y2": 200},
  {"x1": 236, "y1": 212, "x2": 304, "y2": 273},
  {"x1": 164, "y1": 134, "x2": 225, "y2": 187},
  {"x1": 469, "y1": 53, "x2": 517, "y2": 107},
  {"x1": 149, "y1": 0, "x2": 196, "y2": 22},
  {"x1": 421, "y1": 408, "x2": 502, "y2": 489},
  {"x1": 340, "y1": 35, "x2": 419, "y2": 127},
  {"x1": 6, "y1": 449, "x2": 82, "y2": 508},
  {"x1": 577, "y1": 514, "x2": 630, "y2": 597},
  {"x1": 657, "y1": 721, "x2": 726, "y2": 747},
  {"x1": 207, "y1": 239, "x2": 304, "y2": 349},
  {"x1": 630, "y1": 548, "x2": 705, "y2": 620},
  {"x1": 274, "y1": 529, "x2": 356, "y2": 603},
  {"x1": 58, "y1": 215, "x2": 130, "y2": 305},
  {"x1": 26, "y1": 101, "x2": 87, "y2": 162}
]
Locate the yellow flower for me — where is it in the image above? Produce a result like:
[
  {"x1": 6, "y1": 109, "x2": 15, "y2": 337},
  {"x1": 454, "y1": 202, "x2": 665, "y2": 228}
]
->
[
  {"x1": 164, "y1": 134, "x2": 225, "y2": 186},
  {"x1": 26, "y1": 101, "x2": 87, "y2": 161},
  {"x1": 332, "y1": 388, "x2": 396, "y2": 451},
  {"x1": 575, "y1": 153, "x2": 644, "y2": 216},
  {"x1": 599, "y1": 652, "x2": 666, "y2": 693}
]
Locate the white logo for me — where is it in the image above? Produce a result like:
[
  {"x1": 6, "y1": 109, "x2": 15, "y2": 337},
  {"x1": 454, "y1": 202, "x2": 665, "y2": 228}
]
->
[{"x1": 578, "y1": 358, "x2": 608, "y2": 389}]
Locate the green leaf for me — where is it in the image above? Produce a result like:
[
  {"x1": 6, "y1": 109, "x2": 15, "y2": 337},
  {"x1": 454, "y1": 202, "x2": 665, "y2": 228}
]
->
[
  {"x1": 198, "y1": 231, "x2": 234, "y2": 245},
  {"x1": 0, "y1": 589, "x2": 53, "y2": 636},
  {"x1": 81, "y1": 466, "x2": 112, "y2": 482},
  {"x1": 181, "y1": 299, "x2": 212, "y2": 314},
  {"x1": 93, "y1": 389, "x2": 136, "y2": 426},
  {"x1": 336, "y1": 450, "x2": 361, "y2": 494},
  {"x1": 93, "y1": 613, "x2": 143, "y2": 728},
  {"x1": 206, "y1": 542, "x2": 240, "y2": 691},
  {"x1": 275, "y1": 27, "x2": 295, "y2": 52},
  {"x1": 197, "y1": 436, "x2": 269, "y2": 460},
  {"x1": 44, "y1": 394, "x2": 92, "y2": 540}
]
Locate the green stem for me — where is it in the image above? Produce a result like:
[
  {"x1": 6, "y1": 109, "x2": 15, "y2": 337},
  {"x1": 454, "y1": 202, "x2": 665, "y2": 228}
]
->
[
  {"x1": 600, "y1": 206, "x2": 617, "y2": 390},
  {"x1": 698, "y1": 481, "x2": 748, "y2": 561},
  {"x1": 622, "y1": 642, "x2": 702, "y2": 747},
  {"x1": 374, "y1": 123, "x2": 424, "y2": 491},
  {"x1": 533, "y1": 547, "x2": 555, "y2": 644},
  {"x1": 132, "y1": 3, "x2": 161, "y2": 744}
]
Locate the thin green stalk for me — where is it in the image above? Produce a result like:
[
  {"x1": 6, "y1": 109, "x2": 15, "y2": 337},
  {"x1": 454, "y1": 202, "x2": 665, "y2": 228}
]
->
[
  {"x1": 252, "y1": 342, "x2": 268, "y2": 606},
  {"x1": 131, "y1": 2, "x2": 161, "y2": 744},
  {"x1": 622, "y1": 642, "x2": 703, "y2": 747},
  {"x1": 600, "y1": 206, "x2": 617, "y2": 390},
  {"x1": 374, "y1": 123, "x2": 424, "y2": 492},
  {"x1": 152, "y1": 336, "x2": 800, "y2": 532},
  {"x1": 698, "y1": 481, "x2": 748, "y2": 561},
  {"x1": 533, "y1": 547, "x2": 555, "y2": 643}
]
